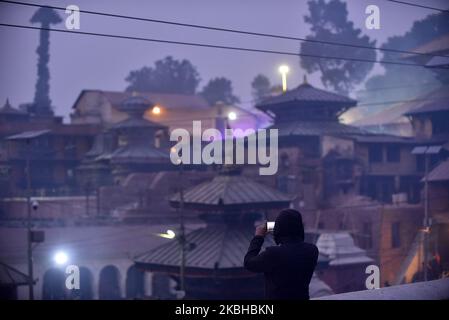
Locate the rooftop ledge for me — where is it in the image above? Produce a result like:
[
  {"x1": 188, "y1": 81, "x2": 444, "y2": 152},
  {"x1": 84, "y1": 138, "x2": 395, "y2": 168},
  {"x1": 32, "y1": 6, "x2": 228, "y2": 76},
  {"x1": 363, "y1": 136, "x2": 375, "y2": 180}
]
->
[{"x1": 314, "y1": 279, "x2": 449, "y2": 300}]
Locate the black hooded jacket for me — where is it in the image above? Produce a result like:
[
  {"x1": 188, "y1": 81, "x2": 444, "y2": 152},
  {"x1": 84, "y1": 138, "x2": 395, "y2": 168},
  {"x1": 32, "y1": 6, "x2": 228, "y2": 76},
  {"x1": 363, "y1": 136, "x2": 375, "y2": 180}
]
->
[{"x1": 244, "y1": 209, "x2": 319, "y2": 300}]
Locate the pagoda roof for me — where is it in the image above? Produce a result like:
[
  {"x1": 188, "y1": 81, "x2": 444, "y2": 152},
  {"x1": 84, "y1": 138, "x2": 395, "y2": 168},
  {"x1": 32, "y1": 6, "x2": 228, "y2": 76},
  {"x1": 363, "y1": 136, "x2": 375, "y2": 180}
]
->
[
  {"x1": 270, "y1": 120, "x2": 370, "y2": 138},
  {"x1": 256, "y1": 82, "x2": 357, "y2": 112},
  {"x1": 170, "y1": 172, "x2": 291, "y2": 210},
  {"x1": 110, "y1": 144, "x2": 169, "y2": 163},
  {"x1": 135, "y1": 225, "x2": 328, "y2": 275},
  {"x1": 110, "y1": 117, "x2": 166, "y2": 130},
  {"x1": 0, "y1": 99, "x2": 27, "y2": 116},
  {"x1": 316, "y1": 232, "x2": 373, "y2": 266}
]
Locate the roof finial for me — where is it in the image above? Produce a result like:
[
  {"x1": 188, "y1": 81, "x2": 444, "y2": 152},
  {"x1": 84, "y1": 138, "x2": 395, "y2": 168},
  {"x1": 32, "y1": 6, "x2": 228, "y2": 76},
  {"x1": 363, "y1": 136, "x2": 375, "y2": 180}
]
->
[
  {"x1": 3, "y1": 98, "x2": 11, "y2": 109},
  {"x1": 303, "y1": 74, "x2": 308, "y2": 85}
]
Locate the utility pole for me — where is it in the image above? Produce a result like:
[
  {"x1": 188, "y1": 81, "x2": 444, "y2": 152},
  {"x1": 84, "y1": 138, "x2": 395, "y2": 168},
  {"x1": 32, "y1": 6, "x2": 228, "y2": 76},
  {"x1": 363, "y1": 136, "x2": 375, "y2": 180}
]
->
[
  {"x1": 423, "y1": 154, "x2": 429, "y2": 281},
  {"x1": 26, "y1": 138, "x2": 34, "y2": 300},
  {"x1": 179, "y1": 162, "x2": 186, "y2": 295}
]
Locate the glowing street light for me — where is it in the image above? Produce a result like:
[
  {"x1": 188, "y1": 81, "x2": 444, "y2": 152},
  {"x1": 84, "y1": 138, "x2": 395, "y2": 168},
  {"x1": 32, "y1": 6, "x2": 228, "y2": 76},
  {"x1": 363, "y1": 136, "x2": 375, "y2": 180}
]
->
[
  {"x1": 157, "y1": 229, "x2": 176, "y2": 239},
  {"x1": 152, "y1": 105, "x2": 161, "y2": 115},
  {"x1": 279, "y1": 65, "x2": 290, "y2": 92},
  {"x1": 53, "y1": 251, "x2": 69, "y2": 265},
  {"x1": 227, "y1": 111, "x2": 237, "y2": 121}
]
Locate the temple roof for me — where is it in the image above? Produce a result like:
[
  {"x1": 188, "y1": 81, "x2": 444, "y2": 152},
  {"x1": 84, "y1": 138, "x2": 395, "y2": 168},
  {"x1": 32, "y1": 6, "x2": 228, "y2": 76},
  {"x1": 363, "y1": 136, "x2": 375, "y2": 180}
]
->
[
  {"x1": 135, "y1": 225, "x2": 328, "y2": 274},
  {"x1": 0, "y1": 99, "x2": 27, "y2": 115},
  {"x1": 256, "y1": 82, "x2": 357, "y2": 112},
  {"x1": 170, "y1": 171, "x2": 291, "y2": 210},
  {"x1": 110, "y1": 117, "x2": 166, "y2": 130},
  {"x1": 316, "y1": 232, "x2": 373, "y2": 266},
  {"x1": 270, "y1": 120, "x2": 370, "y2": 137},
  {"x1": 110, "y1": 144, "x2": 169, "y2": 163},
  {"x1": 117, "y1": 95, "x2": 154, "y2": 116}
]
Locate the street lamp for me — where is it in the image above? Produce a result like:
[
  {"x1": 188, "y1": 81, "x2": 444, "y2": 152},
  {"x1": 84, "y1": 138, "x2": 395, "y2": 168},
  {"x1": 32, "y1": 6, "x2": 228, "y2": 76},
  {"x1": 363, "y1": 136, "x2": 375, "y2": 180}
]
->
[
  {"x1": 227, "y1": 111, "x2": 237, "y2": 121},
  {"x1": 279, "y1": 65, "x2": 290, "y2": 92},
  {"x1": 53, "y1": 251, "x2": 69, "y2": 265},
  {"x1": 152, "y1": 105, "x2": 161, "y2": 115}
]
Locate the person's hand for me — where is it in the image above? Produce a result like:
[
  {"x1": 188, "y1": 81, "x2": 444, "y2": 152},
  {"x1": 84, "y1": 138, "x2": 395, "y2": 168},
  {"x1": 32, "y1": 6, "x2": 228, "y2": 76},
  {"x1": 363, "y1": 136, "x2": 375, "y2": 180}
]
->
[{"x1": 255, "y1": 223, "x2": 267, "y2": 237}]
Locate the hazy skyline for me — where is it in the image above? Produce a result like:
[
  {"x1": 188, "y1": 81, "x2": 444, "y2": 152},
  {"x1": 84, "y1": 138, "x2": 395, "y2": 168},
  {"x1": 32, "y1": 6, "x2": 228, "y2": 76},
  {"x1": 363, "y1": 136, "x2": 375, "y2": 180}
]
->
[{"x1": 1, "y1": 0, "x2": 448, "y2": 120}]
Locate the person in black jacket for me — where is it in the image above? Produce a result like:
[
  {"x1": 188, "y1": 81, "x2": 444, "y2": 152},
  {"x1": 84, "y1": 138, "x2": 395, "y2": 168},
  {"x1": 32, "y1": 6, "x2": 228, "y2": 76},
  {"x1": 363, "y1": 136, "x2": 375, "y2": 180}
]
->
[{"x1": 244, "y1": 209, "x2": 318, "y2": 300}]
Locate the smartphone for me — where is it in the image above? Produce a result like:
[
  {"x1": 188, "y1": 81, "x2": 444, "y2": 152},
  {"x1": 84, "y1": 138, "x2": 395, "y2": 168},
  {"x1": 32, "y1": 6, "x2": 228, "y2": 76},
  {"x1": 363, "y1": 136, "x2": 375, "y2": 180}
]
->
[{"x1": 267, "y1": 221, "x2": 275, "y2": 232}]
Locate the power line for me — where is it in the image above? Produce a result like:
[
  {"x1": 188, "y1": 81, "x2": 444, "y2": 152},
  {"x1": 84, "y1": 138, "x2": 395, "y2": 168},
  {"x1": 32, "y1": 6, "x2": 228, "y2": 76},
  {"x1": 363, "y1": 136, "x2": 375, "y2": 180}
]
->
[
  {"x1": 2, "y1": 23, "x2": 448, "y2": 71},
  {"x1": 385, "y1": 0, "x2": 449, "y2": 13},
  {"x1": 1, "y1": 0, "x2": 449, "y2": 59}
]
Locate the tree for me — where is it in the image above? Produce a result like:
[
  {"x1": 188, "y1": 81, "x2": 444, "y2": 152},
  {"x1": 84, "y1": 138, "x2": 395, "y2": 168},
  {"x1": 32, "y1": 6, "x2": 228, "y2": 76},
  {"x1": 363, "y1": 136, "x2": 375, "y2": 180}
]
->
[
  {"x1": 300, "y1": 0, "x2": 376, "y2": 94},
  {"x1": 30, "y1": 7, "x2": 62, "y2": 116},
  {"x1": 251, "y1": 74, "x2": 271, "y2": 102},
  {"x1": 200, "y1": 77, "x2": 240, "y2": 106},
  {"x1": 125, "y1": 56, "x2": 200, "y2": 94},
  {"x1": 361, "y1": 12, "x2": 449, "y2": 113}
]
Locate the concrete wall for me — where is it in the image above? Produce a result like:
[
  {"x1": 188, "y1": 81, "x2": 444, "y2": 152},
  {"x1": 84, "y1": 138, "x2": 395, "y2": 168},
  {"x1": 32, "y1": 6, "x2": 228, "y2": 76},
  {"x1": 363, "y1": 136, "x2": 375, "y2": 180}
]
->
[{"x1": 315, "y1": 278, "x2": 449, "y2": 300}]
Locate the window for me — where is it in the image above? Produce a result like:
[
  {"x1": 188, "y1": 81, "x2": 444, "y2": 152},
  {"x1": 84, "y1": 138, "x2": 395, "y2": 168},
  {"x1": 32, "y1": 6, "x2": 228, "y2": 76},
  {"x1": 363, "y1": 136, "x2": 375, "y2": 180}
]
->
[
  {"x1": 386, "y1": 145, "x2": 400, "y2": 162},
  {"x1": 391, "y1": 222, "x2": 401, "y2": 248},
  {"x1": 368, "y1": 144, "x2": 383, "y2": 163}
]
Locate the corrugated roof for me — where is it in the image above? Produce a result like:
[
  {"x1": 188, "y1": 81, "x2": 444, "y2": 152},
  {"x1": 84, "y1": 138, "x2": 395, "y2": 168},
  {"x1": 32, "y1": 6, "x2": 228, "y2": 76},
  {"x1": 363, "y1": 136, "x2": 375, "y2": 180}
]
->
[
  {"x1": 405, "y1": 100, "x2": 449, "y2": 115},
  {"x1": 0, "y1": 261, "x2": 32, "y2": 286},
  {"x1": 170, "y1": 173, "x2": 291, "y2": 208},
  {"x1": 403, "y1": 34, "x2": 449, "y2": 58},
  {"x1": 270, "y1": 121, "x2": 370, "y2": 137},
  {"x1": 135, "y1": 225, "x2": 328, "y2": 272},
  {"x1": 110, "y1": 144, "x2": 169, "y2": 163},
  {"x1": 136, "y1": 225, "x2": 263, "y2": 270},
  {"x1": 316, "y1": 232, "x2": 373, "y2": 266},
  {"x1": 426, "y1": 160, "x2": 449, "y2": 182},
  {"x1": 347, "y1": 134, "x2": 415, "y2": 144},
  {"x1": 257, "y1": 83, "x2": 356, "y2": 111},
  {"x1": 426, "y1": 56, "x2": 449, "y2": 68},
  {"x1": 110, "y1": 117, "x2": 166, "y2": 130},
  {"x1": 6, "y1": 129, "x2": 51, "y2": 140},
  {"x1": 72, "y1": 90, "x2": 210, "y2": 110},
  {"x1": 353, "y1": 85, "x2": 449, "y2": 126}
]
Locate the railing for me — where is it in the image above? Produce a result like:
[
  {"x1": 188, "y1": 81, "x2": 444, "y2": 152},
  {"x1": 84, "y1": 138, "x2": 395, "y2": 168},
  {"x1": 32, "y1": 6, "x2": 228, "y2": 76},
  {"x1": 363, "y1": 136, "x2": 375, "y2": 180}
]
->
[{"x1": 315, "y1": 278, "x2": 449, "y2": 300}]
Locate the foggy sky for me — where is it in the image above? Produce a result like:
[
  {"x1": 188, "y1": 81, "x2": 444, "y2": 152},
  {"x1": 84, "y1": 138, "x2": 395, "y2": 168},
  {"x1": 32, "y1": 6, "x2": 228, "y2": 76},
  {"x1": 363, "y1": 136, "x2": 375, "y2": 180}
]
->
[{"x1": 0, "y1": 0, "x2": 448, "y2": 121}]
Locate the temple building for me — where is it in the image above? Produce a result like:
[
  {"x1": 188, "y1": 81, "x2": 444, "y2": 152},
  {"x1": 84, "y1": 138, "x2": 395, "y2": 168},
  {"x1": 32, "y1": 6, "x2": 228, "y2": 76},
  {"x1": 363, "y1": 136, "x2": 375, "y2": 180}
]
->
[
  {"x1": 134, "y1": 167, "x2": 333, "y2": 299},
  {"x1": 77, "y1": 95, "x2": 171, "y2": 187}
]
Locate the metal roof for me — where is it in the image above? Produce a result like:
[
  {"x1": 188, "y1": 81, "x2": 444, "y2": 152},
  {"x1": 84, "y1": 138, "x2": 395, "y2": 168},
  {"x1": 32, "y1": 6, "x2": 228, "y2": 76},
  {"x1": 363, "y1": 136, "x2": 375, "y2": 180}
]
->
[
  {"x1": 426, "y1": 56, "x2": 449, "y2": 68},
  {"x1": 135, "y1": 225, "x2": 267, "y2": 271},
  {"x1": 135, "y1": 225, "x2": 328, "y2": 273},
  {"x1": 170, "y1": 173, "x2": 291, "y2": 209},
  {"x1": 405, "y1": 100, "x2": 449, "y2": 115},
  {"x1": 316, "y1": 232, "x2": 373, "y2": 266},
  {"x1": 0, "y1": 261, "x2": 33, "y2": 286},
  {"x1": 256, "y1": 82, "x2": 357, "y2": 111},
  {"x1": 110, "y1": 144, "x2": 169, "y2": 163},
  {"x1": 6, "y1": 129, "x2": 51, "y2": 140},
  {"x1": 425, "y1": 160, "x2": 449, "y2": 182},
  {"x1": 269, "y1": 120, "x2": 370, "y2": 137},
  {"x1": 72, "y1": 90, "x2": 211, "y2": 111},
  {"x1": 110, "y1": 117, "x2": 166, "y2": 130}
]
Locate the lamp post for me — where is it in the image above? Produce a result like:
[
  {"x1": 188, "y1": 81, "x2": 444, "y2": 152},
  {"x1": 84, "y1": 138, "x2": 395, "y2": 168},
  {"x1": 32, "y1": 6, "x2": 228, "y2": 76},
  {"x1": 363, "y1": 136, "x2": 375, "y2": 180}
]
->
[{"x1": 279, "y1": 65, "x2": 290, "y2": 92}]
